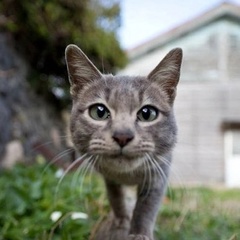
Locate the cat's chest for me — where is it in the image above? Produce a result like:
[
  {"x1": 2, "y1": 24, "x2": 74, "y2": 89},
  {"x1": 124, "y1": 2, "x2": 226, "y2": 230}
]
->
[{"x1": 103, "y1": 172, "x2": 141, "y2": 185}]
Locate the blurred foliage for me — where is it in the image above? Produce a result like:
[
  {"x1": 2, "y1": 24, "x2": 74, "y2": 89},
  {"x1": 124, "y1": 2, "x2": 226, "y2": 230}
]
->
[
  {"x1": 0, "y1": 0, "x2": 127, "y2": 109},
  {"x1": 0, "y1": 161, "x2": 108, "y2": 240},
  {"x1": 0, "y1": 162, "x2": 239, "y2": 239}
]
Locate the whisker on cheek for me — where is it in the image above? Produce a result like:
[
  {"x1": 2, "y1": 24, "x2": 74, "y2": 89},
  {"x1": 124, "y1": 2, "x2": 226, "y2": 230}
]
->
[
  {"x1": 85, "y1": 156, "x2": 99, "y2": 193},
  {"x1": 139, "y1": 155, "x2": 152, "y2": 199},
  {"x1": 41, "y1": 148, "x2": 74, "y2": 176},
  {"x1": 71, "y1": 158, "x2": 89, "y2": 191},
  {"x1": 156, "y1": 155, "x2": 187, "y2": 197},
  {"x1": 139, "y1": 157, "x2": 148, "y2": 196},
  {"x1": 145, "y1": 153, "x2": 169, "y2": 188},
  {"x1": 32, "y1": 135, "x2": 71, "y2": 150},
  {"x1": 54, "y1": 153, "x2": 89, "y2": 203},
  {"x1": 79, "y1": 156, "x2": 95, "y2": 193}
]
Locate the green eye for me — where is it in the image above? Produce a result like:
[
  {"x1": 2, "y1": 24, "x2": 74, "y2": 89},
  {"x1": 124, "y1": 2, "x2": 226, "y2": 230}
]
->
[
  {"x1": 137, "y1": 106, "x2": 158, "y2": 122},
  {"x1": 89, "y1": 104, "x2": 110, "y2": 120}
]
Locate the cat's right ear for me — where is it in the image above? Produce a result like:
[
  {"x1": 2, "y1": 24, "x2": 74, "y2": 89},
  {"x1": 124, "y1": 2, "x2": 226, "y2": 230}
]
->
[
  {"x1": 148, "y1": 48, "x2": 182, "y2": 104},
  {"x1": 65, "y1": 44, "x2": 102, "y2": 94}
]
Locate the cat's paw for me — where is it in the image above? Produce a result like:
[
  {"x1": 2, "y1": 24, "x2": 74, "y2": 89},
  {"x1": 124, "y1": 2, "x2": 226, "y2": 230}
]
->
[{"x1": 128, "y1": 234, "x2": 150, "y2": 240}]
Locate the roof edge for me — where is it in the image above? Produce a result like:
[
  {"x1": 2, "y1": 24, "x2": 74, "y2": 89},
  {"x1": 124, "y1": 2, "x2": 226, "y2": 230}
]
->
[{"x1": 127, "y1": 2, "x2": 240, "y2": 60}]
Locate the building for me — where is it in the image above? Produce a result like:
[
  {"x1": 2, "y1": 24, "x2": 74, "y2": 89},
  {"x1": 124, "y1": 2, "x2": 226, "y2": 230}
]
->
[{"x1": 120, "y1": 2, "x2": 240, "y2": 187}]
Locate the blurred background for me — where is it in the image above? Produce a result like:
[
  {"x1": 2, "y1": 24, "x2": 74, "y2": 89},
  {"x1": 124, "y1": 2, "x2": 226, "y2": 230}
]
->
[
  {"x1": 120, "y1": 0, "x2": 240, "y2": 188},
  {"x1": 0, "y1": 0, "x2": 240, "y2": 239}
]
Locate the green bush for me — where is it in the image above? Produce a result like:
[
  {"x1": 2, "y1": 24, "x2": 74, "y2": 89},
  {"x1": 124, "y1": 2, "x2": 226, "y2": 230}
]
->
[{"x1": 0, "y1": 161, "x2": 108, "y2": 240}]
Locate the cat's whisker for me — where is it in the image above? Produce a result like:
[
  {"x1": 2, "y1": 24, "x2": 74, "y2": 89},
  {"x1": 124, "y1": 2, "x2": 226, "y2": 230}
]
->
[
  {"x1": 154, "y1": 155, "x2": 188, "y2": 211},
  {"x1": 31, "y1": 134, "x2": 72, "y2": 153},
  {"x1": 146, "y1": 155, "x2": 159, "y2": 182},
  {"x1": 147, "y1": 154, "x2": 169, "y2": 188},
  {"x1": 139, "y1": 156, "x2": 148, "y2": 197},
  {"x1": 150, "y1": 156, "x2": 174, "y2": 207},
  {"x1": 79, "y1": 156, "x2": 95, "y2": 194},
  {"x1": 86, "y1": 156, "x2": 98, "y2": 192},
  {"x1": 32, "y1": 134, "x2": 69, "y2": 148},
  {"x1": 139, "y1": 156, "x2": 150, "y2": 198},
  {"x1": 140, "y1": 154, "x2": 153, "y2": 199},
  {"x1": 72, "y1": 156, "x2": 91, "y2": 186},
  {"x1": 153, "y1": 155, "x2": 173, "y2": 185},
  {"x1": 41, "y1": 148, "x2": 74, "y2": 176},
  {"x1": 147, "y1": 156, "x2": 154, "y2": 198},
  {"x1": 70, "y1": 157, "x2": 90, "y2": 192},
  {"x1": 155, "y1": 155, "x2": 190, "y2": 226},
  {"x1": 155, "y1": 155, "x2": 171, "y2": 168},
  {"x1": 154, "y1": 156, "x2": 170, "y2": 186},
  {"x1": 54, "y1": 153, "x2": 88, "y2": 203},
  {"x1": 156, "y1": 155, "x2": 187, "y2": 194},
  {"x1": 157, "y1": 158, "x2": 174, "y2": 202}
]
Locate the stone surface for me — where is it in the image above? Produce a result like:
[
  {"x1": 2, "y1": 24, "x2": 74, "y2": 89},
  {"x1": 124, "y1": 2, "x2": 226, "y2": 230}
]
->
[{"x1": 0, "y1": 32, "x2": 70, "y2": 167}]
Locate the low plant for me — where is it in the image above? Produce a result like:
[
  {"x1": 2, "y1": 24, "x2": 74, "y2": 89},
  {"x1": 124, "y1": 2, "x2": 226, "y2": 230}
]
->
[
  {"x1": 0, "y1": 161, "x2": 239, "y2": 240},
  {"x1": 0, "y1": 161, "x2": 108, "y2": 240}
]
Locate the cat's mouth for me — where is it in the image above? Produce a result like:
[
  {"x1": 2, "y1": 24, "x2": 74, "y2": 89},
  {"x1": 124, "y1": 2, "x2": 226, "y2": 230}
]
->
[
  {"x1": 106, "y1": 148, "x2": 144, "y2": 160},
  {"x1": 89, "y1": 145, "x2": 148, "y2": 172},
  {"x1": 109, "y1": 152, "x2": 135, "y2": 161},
  {"x1": 88, "y1": 146, "x2": 138, "y2": 161}
]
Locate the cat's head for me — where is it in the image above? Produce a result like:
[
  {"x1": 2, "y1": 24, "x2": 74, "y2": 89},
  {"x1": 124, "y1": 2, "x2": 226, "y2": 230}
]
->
[{"x1": 65, "y1": 45, "x2": 182, "y2": 173}]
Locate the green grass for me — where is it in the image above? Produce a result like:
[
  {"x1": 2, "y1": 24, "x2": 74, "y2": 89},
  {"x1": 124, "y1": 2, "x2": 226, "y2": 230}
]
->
[
  {"x1": 157, "y1": 187, "x2": 240, "y2": 240},
  {"x1": 0, "y1": 161, "x2": 239, "y2": 240}
]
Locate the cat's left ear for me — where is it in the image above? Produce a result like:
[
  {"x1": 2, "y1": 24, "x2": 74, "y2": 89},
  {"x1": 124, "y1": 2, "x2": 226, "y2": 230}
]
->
[
  {"x1": 65, "y1": 44, "x2": 102, "y2": 95},
  {"x1": 148, "y1": 48, "x2": 182, "y2": 104}
]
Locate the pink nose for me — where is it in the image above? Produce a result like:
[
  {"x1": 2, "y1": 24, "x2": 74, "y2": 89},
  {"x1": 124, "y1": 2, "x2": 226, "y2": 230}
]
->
[{"x1": 112, "y1": 131, "x2": 134, "y2": 147}]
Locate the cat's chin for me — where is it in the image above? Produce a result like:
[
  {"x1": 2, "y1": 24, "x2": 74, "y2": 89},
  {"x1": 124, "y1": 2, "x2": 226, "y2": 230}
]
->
[{"x1": 97, "y1": 154, "x2": 145, "y2": 173}]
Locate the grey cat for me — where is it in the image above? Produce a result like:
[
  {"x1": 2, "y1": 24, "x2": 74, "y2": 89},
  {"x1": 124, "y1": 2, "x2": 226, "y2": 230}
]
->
[{"x1": 65, "y1": 44, "x2": 182, "y2": 240}]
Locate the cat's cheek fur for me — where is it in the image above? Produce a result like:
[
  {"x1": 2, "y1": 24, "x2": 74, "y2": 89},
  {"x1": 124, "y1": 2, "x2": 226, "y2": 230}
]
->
[{"x1": 151, "y1": 114, "x2": 177, "y2": 153}]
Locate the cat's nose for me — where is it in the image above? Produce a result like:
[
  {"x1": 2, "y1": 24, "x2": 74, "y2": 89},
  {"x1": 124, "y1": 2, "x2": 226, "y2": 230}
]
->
[{"x1": 112, "y1": 130, "x2": 134, "y2": 148}]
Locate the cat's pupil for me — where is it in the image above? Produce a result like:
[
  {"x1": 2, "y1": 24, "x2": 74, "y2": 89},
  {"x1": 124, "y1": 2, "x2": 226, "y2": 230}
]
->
[
  {"x1": 97, "y1": 106, "x2": 106, "y2": 118},
  {"x1": 142, "y1": 108, "x2": 151, "y2": 119},
  {"x1": 89, "y1": 104, "x2": 110, "y2": 120},
  {"x1": 137, "y1": 106, "x2": 158, "y2": 122}
]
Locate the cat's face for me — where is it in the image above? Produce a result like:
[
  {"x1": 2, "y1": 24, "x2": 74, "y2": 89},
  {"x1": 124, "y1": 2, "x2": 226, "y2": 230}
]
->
[{"x1": 65, "y1": 45, "x2": 182, "y2": 173}]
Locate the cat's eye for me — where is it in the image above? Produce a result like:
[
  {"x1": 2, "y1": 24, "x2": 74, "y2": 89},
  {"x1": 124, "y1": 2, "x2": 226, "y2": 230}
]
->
[
  {"x1": 137, "y1": 106, "x2": 158, "y2": 122},
  {"x1": 89, "y1": 104, "x2": 110, "y2": 120}
]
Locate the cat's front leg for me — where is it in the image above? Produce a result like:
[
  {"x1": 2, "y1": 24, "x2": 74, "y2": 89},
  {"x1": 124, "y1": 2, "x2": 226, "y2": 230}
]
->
[
  {"x1": 129, "y1": 179, "x2": 166, "y2": 240},
  {"x1": 104, "y1": 179, "x2": 131, "y2": 226}
]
